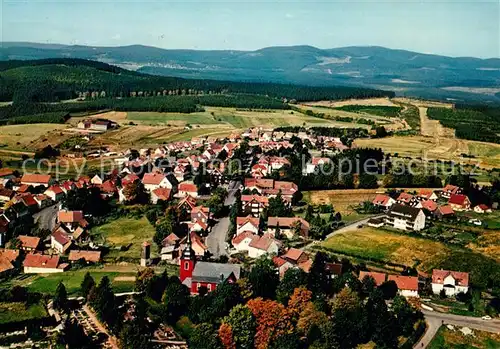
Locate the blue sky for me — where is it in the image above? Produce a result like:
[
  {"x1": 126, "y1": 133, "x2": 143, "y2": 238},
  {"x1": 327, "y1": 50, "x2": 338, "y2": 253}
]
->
[{"x1": 1, "y1": 0, "x2": 499, "y2": 58}]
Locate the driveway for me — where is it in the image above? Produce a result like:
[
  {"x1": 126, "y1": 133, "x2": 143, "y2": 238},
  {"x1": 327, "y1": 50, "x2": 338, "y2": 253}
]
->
[
  {"x1": 206, "y1": 217, "x2": 229, "y2": 258},
  {"x1": 33, "y1": 203, "x2": 59, "y2": 231},
  {"x1": 416, "y1": 310, "x2": 500, "y2": 348}
]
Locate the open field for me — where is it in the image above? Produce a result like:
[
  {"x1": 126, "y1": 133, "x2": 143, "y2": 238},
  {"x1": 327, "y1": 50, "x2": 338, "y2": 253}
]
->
[
  {"x1": 392, "y1": 98, "x2": 453, "y2": 109},
  {"x1": 320, "y1": 227, "x2": 450, "y2": 270},
  {"x1": 0, "y1": 124, "x2": 69, "y2": 149},
  {"x1": 354, "y1": 136, "x2": 500, "y2": 168},
  {"x1": 6, "y1": 269, "x2": 136, "y2": 296},
  {"x1": 428, "y1": 325, "x2": 500, "y2": 349},
  {"x1": 91, "y1": 216, "x2": 157, "y2": 260},
  {"x1": 0, "y1": 302, "x2": 48, "y2": 325},
  {"x1": 303, "y1": 189, "x2": 379, "y2": 216},
  {"x1": 305, "y1": 97, "x2": 397, "y2": 108}
]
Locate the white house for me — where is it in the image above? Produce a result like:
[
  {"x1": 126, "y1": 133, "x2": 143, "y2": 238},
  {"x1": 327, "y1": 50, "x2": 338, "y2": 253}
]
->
[
  {"x1": 473, "y1": 204, "x2": 492, "y2": 214},
  {"x1": 372, "y1": 194, "x2": 396, "y2": 210},
  {"x1": 305, "y1": 157, "x2": 331, "y2": 175},
  {"x1": 23, "y1": 253, "x2": 67, "y2": 274},
  {"x1": 247, "y1": 234, "x2": 280, "y2": 258},
  {"x1": 236, "y1": 216, "x2": 260, "y2": 236},
  {"x1": 231, "y1": 231, "x2": 254, "y2": 252},
  {"x1": 385, "y1": 204, "x2": 426, "y2": 231},
  {"x1": 431, "y1": 269, "x2": 470, "y2": 296},
  {"x1": 142, "y1": 173, "x2": 174, "y2": 192},
  {"x1": 388, "y1": 275, "x2": 419, "y2": 298}
]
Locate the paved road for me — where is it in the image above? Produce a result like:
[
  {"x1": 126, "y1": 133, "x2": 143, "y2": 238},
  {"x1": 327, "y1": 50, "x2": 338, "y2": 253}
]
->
[
  {"x1": 33, "y1": 203, "x2": 59, "y2": 231},
  {"x1": 416, "y1": 310, "x2": 500, "y2": 348},
  {"x1": 224, "y1": 180, "x2": 241, "y2": 206},
  {"x1": 206, "y1": 217, "x2": 230, "y2": 258}
]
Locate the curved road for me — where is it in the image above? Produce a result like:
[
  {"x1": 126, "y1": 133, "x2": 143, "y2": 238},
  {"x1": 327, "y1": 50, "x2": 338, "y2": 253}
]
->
[{"x1": 416, "y1": 310, "x2": 500, "y2": 348}]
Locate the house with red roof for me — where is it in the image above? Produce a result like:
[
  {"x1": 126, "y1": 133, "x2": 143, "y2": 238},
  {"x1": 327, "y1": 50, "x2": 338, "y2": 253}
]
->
[
  {"x1": 57, "y1": 210, "x2": 88, "y2": 232},
  {"x1": 359, "y1": 271, "x2": 386, "y2": 286},
  {"x1": 442, "y1": 184, "x2": 461, "y2": 199},
  {"x1": 151, "y1": 188, "x2": 172, "y2": 204},
  {"x1": 397, "y1": 192, "x2": 417, "y2": 206},
  {"x1": 0, "y1": 249, "x2": 19, "y2": 277},
  {"x1": 448, "y1": 194, "x2": 471, "y2": 211},
  {"x1": 305, "y1": 157, "x2": 331, "y2": 174},
  {"x1": 33, "y1": 194, "x2": 51, "y2": 209},
  {"x1": 177, "y1": 195, "x2": 197, "y2": 215},
  {"x1": 178, "y1": 232, "x2": 208, "y2": 257},
  {"x1": 435, "y1": 205, "x2": 455, "y2": 220},
  {"x1": 142, "y1": 173, "x2": 175, "y2": 192},
  {"x1": 236, "y1": 216, "x2": 260, "y2": 235},
  {"x1": 17, "y1": 235, "x2": 40, "y2": 252},
  {"x1": 23, "y1": 253, "x2": 68, "y2": 273},
  {"x1": 325, "y1": 263, "x2": 343, "y2": 279},
  {"x1": 21, "y1": 174, "x2": 52, "y2": 188},
  {"x1": 121, "y1": 173, "x2": 140, "y2": 187},
  {"x1": 473, "y1": 204, "x2": 492, "y2": 214},
  {"x1": 232, "y1": 231, "x2": 255, "y2": 253},
  {"x1": 68, "y1": 250, "x2": 101, "y2": 264},
  {"x1": 191, "y1": 206, "x2": 210, "y2": 224},
  {"x1": 431, "y1": 269, "x2": 469, "y2": 296},
  {"x1": 44, "y1": 185, "x2": 65, "y2": 202},
  {"x1": 248, "y1": 234, "x2": 280, "y2": 258},
  {"x1": 272, "y1": 256, "x2": 294, "y2": 278},
  {"x1": 388, "y1": 275, "x2": 419, "y2": 298},
  {"x1": 241, "y1": 195, "x2": 269, "y2": 217},
  {"x1": 0, "y1": 188, "x2": 14, "y2": 203},
  {"x1": 267, "y1": 217, "x2": 310, "y2": 238},
  {"x1": 372, "y1": 194, "x2": 396, "y2": 210},
  {"x1": 282, "y1": 248, "x2": 310, "y2": 266},
  {"x1": 417, "y1": 189, "x2": 439, "y2": 201},
  {"x1": 418, "y1": 199, "x2": 438, "y2": 213},
  {"x1": 177, "y1": 182, "x2": 198, "y2": 198}
]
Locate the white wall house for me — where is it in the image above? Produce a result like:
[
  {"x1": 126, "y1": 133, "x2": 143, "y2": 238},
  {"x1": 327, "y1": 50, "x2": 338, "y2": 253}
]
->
[
  {"x1": 432, "y1": 270, "x2": 470, "y2": 296},
  {"x1": 385, "y1": 204, "x2": 426, "y2": 231}
]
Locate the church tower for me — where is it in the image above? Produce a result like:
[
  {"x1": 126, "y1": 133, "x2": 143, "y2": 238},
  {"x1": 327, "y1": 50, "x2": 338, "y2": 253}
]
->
[{"x1": 179, "y1": 232, "x2": 196, "y2": 282}]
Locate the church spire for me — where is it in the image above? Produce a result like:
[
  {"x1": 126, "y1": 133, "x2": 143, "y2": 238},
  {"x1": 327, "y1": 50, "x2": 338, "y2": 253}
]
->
[{"x1": 182, "y1": 231, "x2": 195, "y2": 259}]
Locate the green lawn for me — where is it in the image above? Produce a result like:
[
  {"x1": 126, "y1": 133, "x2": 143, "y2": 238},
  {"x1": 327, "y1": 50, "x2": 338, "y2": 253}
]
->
[
  {"x1": 0, "y1": 302, "x2": 48, "y2": 324},
  {"x1": 428, "y1": 326, "x2": 500, "y2": 349},
  {"x1": 91, "y1": 216, "x2": 157, "y2": 260},
  {"x1": 127, "y1": 111, "x2": 219, "y2": 125},
  {"x1": 6, "y1": 269, "x2": 136, "y2": 296}
]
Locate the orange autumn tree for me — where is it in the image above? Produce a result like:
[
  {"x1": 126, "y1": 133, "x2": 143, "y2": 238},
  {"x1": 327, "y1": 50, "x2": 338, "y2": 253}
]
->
[
  {"x1": 218, "y1": 323, "x2": 236, "y2": 349},
  {"x1": 247, "y1": 298, "x2": 294, "y2": 349},
  {"x1": 287, "y1": 286, "x2": 313, "y2": 320}
]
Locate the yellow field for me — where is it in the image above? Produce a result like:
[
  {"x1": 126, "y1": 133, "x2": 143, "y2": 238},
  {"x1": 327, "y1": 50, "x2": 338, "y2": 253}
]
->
[
  {"x1": 303, "y1": 189, "x2": 380, "y2": 215},
  {"x1": 467, "y1": 231, "x2": 500, "y2": 262},
  {"x1": 0, "y1": 124, "x2": 69, "y2": 149},
  {"x1": 321, "y1": 227, "x2": 451, "y2": 271},
  {"x1": 355, "y1": 135, "x2": 500, "y2": 168},
  {"x1": 305, "y1": 97, "x2": 397, "y2": 108}
]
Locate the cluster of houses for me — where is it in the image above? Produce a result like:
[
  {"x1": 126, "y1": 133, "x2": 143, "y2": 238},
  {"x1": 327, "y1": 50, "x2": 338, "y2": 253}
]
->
[
  {"x1": 360, "y1": 268, "x2": 470, "y2": 299},
  {"x1": 77, "y1": 118, "x2": 117, "y2": 132},
  {"x1": 369, "y1": 184, "x2": 493, "y2": 231}
]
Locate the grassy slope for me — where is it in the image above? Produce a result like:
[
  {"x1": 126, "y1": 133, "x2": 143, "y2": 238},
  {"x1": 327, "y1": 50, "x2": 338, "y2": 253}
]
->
[{"x1": 91, "y1": 216, "x2": 156, "y2": 259}]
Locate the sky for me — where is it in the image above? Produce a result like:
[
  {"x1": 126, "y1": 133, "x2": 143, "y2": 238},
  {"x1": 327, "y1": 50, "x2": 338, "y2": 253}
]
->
[{"x1": 1, "y1": 0, "x2": 499, "y2": 58}]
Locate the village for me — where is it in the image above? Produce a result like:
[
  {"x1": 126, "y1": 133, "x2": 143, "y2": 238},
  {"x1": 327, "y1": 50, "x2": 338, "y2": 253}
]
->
[{"x1": 0, "y1": 124, "x2": 499, "y2": 348}]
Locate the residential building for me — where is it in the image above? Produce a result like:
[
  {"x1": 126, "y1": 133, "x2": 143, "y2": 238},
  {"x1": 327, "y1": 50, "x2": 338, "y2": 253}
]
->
[
  {"x1": 359, "y1": 271, "x2": 386, "y2": 286},
  {"x1": 385, "y1": 204, "x2": 426, "y2": 231},
  {"x1": 23, "y1": 253, "x2": 68, "y2": 273},
  {"x1": 325, "y1": 263, "x2": 343, "y2": 279},
  {"x1": 236, "y1": 216, "x2": 260, "y2": 235},
  {"x1": 44, "y1": 185, "x2": 65, "y2": 202},
  {"x1": 417, "y1": 189, "x2": 439, "y2": 201},
  {"x1": 442, "y1": 184, "x2": 461, "y2": 199},
  {"x1": 0, "y1": 249, "x2": 19, "y2": 277},
  {"x1": 448, "y1": 194, "x2": 471, "y2": 211},
  {"x1": 231, "y1": 231, "x2": 255, "y2": 253},
  {"x1": 473, "y1": 204, "x2": 492, "y2": 214},
  {"x1": 151, "y1": 188, "x2": 172, "y2": 204},
  {"x1": 68, "y1": 250, "x2": 101, "y2": 263},
  {"x1": 267, "y1": 217, "x2": 310, "y2": 238},
  {"x1": 20, "y1": 174, "x2": 52, "y2": 188},
  {"x1": 241, "y1": 195, "x2": 269, "y2": 217},
  {"x1": 273, "y1": 256, "x2": 294, "y2": 278},
  {"x1": 191, "y1": 206, "x2": 210, "y2": 224},
  {"x1": 17, "y1": 235, "x2": 41, "y2": 252},
  {"x1": 142, "y1": 173, "x2": 176, "y2": 192},
  {"x1": 57, "y1": 210, "x2": 88, "y2": 232},
  {"x1": 177, "y1": 182, "x2": 198, "y2": 198},
  {"x1": 247, "y1": 234, "x2": 280, "y2": 258},
  {"x1": 397, "y1": 192, "x2": 417, "y2": 206},
  {"x1": 388, "y1": 275, "x2": 419, "y2": 298},
  {"x1": 431, "y1": 269, "x2": 469, "y2": 296},
  {"x1": 372, "y1": 194, "x2": 396, "y2": 210},
  {"x1": 435, "y1": 205, "x2": 455, "y2": 220}
]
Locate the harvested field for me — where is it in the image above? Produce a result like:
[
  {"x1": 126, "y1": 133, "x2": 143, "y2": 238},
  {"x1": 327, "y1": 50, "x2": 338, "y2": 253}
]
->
[
  {"x1": 305, "y1": 98, "x2": 397, "y2": 108},
  {"x1": 68, "y1": 111, "x2": 128, "y2": 125},
  {"x1": 0, "y1": 124, "x2": 69, "y2": 149},
  {"x1": 303, "y1": 189, "x2": 381, "y2": 215},
  {"x1": 320, "y1": 227, "x2": 450, "y2": 271}
]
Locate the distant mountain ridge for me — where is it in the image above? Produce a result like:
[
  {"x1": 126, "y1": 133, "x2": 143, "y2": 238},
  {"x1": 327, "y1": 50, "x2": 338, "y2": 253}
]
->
[{"x1": 1, "y1": 42, "x2": 500, "y2": 103}]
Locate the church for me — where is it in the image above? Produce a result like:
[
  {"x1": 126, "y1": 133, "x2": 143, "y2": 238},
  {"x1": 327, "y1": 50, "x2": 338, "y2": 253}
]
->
[{"x1": 179, "y1": 232, "x2": 241, "y2": 294}]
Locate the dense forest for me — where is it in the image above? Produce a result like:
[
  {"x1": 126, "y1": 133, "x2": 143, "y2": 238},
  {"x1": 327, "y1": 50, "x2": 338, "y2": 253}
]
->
[
  {"x1": 0, "y1": 58, "x2": 395, "y2": 103},
  {"x1": 0, "y1": 95, "x2": 292, "y2": 124},
  {"x1": 427, "y1": 107, "x2": 500, "y2": 144}
]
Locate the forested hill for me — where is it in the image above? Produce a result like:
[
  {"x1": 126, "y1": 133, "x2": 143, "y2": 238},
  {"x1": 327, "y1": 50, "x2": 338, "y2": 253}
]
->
[{"x1": 0, "y1": 58, "x2": 394, "y2": 103}]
